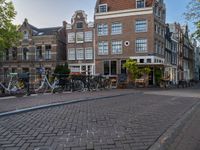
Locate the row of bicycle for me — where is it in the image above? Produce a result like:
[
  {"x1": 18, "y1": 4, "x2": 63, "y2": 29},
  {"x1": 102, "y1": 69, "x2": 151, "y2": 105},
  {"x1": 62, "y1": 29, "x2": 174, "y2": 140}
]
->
[{"x1": 0, "y1": 73, "x2": 113, "y2": 96}]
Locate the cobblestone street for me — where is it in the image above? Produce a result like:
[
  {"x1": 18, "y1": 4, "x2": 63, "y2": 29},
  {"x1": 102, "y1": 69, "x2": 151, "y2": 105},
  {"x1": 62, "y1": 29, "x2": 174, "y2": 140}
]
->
[{"x1": 0, "y1": 89, "x2": 199, "y2": 150}]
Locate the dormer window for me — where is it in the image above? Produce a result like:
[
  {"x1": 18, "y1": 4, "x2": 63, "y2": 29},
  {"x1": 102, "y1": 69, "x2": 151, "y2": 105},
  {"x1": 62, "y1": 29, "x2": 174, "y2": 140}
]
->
[
  {"x1": 136, "y1": 0, "x2": 145, "y2": 8},
  {"x1": 76, "y1": 22, "x2": 83, "y2": 29},
  {"x1": 23, "y1": 30, "x2": 29, "y2": 39},
  {"x1": 99, "y1": 4, "x2": 108, "y2": 13}
]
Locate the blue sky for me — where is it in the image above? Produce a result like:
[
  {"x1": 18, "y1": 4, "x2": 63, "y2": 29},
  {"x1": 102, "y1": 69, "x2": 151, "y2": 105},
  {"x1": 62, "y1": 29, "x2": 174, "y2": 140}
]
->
[{"x1": 12, "y1": 0, "x2": 194, "y2": 32}]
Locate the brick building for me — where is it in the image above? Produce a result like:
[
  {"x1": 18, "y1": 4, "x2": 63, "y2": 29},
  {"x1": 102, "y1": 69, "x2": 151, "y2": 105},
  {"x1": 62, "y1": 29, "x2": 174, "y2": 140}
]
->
[
  {"x1": 66, "y1": 10, "x2": 95, "y2": 75},
  {"x1": 0, "y1": 19, "x2": 66, "y2": 82},
  {"x1": 94, "y1": 0, "x2": 166, "y2": 85},
  {"x1": 169, "y1": 23, "x2": 195, "y2": 82}
]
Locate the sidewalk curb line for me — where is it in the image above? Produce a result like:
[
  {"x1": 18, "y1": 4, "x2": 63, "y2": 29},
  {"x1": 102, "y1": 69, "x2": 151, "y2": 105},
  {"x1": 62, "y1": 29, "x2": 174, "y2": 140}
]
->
[
  {"x1": 148, "y1": 100, "x2": 200, "y2": 150},
  {"x1": 0, "y1": 92, "x2": 138, "y2": 118}
]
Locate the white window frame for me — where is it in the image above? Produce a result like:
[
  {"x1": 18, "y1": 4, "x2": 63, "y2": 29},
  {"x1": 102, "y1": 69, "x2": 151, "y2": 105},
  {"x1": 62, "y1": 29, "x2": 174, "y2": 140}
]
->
[
  {"x1": 45, "y1": 45, "x2": 51, "y2": 60},
  {"x1": 111, "y1": 23, "x2": 122, "y2": 35},
  {"x1": 136, "y1": 0, "x2": 146, "y2": 8},
  {"x1": 68, "y1": 48, "x2": 75, "y2": 60},
  {"x1": 85, "y1": 31, "x2": 93, "y2": 42},
  {"x1": 68, "y1": 32, "x2": 75, "y2": 43},
  {"x1": 112, "y1": 41, "x2": 123, "y2": 54},
  {"x1": 99, "y1": 4, "x2": 108, "y2": 13},
  {"x1": 135, "y1": 20, "x2": 148, "y2": 32},
  {"x1": 76, "y1": 48, "x2": 84, "y2": 60},
  {"x1": 76, "y1": 32, "x2": 84, "y2": 43},
  {"x1": 135, "y1": 39, "x2": 148, "y2": 52},
  {"x1": 97, "y1": 24, "x2": 108, "y2": 36},
  {"x1": 98, "y1": 41, "x2": 108, "y2": 55},
  {"x1": 85, "y1": 47, "x2": 93, "y2": 60}
]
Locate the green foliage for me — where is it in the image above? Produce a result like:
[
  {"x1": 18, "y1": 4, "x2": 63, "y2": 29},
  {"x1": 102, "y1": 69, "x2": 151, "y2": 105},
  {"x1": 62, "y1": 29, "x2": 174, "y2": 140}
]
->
[
  {"x1": 154, "y1": 68, "x2": 163, "y2": 85},
  {"x1": 123, "y1": 59, "x2": 151, "y2": 80},
  {"x1": 0, "y1": 0, "x2": 22, "y2": 53},
  {"x1": 184, "y1": 0, "x2": 200, "y2": 39},
  {"x1": 54, "y1": 63, "x2": 70, "y2": 75}
]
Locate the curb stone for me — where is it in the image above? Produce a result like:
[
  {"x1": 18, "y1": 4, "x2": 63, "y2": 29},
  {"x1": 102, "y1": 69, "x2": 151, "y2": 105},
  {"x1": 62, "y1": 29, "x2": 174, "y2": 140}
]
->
[
  {"x1": 0, "y1": 92, "x2": 140, "y2": 118},
  {"x1": 148, "y1": 100, "x2": 200, "y2": 150}
]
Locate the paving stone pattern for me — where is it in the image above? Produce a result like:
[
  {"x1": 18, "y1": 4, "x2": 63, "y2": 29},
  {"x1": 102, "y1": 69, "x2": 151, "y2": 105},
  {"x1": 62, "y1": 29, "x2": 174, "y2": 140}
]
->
[{"x1": 0, "y1": 93, "x2": 198, "y2": 150}]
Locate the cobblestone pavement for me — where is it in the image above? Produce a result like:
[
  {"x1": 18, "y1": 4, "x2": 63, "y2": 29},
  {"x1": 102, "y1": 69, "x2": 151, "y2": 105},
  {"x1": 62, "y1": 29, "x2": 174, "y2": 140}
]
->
[
  {"x1": 0, "y1": 89, "x2": 136, "y2": 113},
  {"x1": 0, "y1": 92, "x2": 199, "y2": 150}
]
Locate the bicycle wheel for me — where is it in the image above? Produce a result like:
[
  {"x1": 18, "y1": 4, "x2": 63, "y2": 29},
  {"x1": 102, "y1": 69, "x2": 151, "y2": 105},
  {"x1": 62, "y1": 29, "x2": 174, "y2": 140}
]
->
[
  {"x1": 72, "y1": 80, "x2": 84, "y2": 92},
  {"x1": 33, "y1": 80, "x2": 48, "y2": 94}
]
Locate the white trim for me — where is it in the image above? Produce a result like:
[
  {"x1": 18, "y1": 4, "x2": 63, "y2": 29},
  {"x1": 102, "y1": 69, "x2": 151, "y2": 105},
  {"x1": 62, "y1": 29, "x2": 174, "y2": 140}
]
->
[
  {"x1": 95, "y1": 8, "x2": 153, "y2": 20},
  {"x1": 99, "y1": 4, "x2": 108, "y2": 13},
  {"x1": 130, "y1": 56, "x2": 165, "y2": 64}
]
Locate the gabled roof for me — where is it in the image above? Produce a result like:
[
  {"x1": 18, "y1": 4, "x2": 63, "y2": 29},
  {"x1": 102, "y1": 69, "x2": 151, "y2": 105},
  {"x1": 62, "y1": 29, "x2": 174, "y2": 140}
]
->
[{"x1": 21, "y1": 19, "x2": 62, "y2": 36}]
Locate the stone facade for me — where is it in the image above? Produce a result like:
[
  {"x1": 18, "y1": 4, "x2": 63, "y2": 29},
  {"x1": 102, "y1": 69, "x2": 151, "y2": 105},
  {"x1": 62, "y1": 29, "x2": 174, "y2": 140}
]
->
[{"x1": 66, "y1": 10, "x2": 95, "y2": 75}]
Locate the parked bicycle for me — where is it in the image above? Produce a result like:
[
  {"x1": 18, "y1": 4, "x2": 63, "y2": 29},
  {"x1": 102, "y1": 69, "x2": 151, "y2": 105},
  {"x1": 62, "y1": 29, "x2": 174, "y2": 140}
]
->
[{"x1": 0, "y1": 73, "x2": 29, "y2": 96}]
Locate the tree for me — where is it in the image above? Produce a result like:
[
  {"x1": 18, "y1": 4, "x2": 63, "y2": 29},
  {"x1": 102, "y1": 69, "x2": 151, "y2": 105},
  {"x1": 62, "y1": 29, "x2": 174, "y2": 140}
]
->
[
  {"x1": 54, "y1": 63, "x2": 71, "y2": 77},
  {"x1": 123, "y1": 59, "x2": 151, "y2": 81},
  {"x1": 0, "y1": 0, "x2": 22, "y2": 56},
  {"x1": 184, "y1": 0, "x2": 200, "y2": 40}
]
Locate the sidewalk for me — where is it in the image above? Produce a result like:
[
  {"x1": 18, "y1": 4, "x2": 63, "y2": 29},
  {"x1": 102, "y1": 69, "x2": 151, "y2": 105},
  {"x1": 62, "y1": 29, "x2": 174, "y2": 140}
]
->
[
  {"x1": 167, "y1": 103, "x2": 200, "y2": 150},
  {"x1": 0, "y1": 89, "x2": 137, "y2": 114}
]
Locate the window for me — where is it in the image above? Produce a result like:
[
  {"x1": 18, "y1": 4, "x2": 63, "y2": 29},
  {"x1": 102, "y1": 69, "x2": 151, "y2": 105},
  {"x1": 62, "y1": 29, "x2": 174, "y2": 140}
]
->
[
  {"x1": 135, "y1": 20, "x2": 147, "y2": 32},
  {"x1": 68, "y1": 33, "x2": 75, "y2": 43},
  {"x1": 104, "y1": 61, "x2": 109, "y2": 75},
  {"x1": 70, "y1": 66, "x2": 80, "y2": 73},
  {"x1": 76, "y1": 22, "x2": 83, "y2": 29},
  {"x1": 99, "y1": 4, "x2": 107, "y2": 13},
  {"x1": 76, "y1": 32, "x2": 84, "y2": 43},
  {"x1": 147, "y1": 59, "x2": 151, "y2": 63},
  {"x1": 36, "y1": 46, "x2": 42, "y2": 60},
  {"x1": 139, "y1": 59, "x2": 144, "y2": 63},
  {"x1": 112, "y1": 41, "x2": 123, "y2": 54},
  {"x1": 12, "y1": 48, "x2": 17, "y2": 60},
  {"x1": 103, "y1": 61, "x2": 117, "y2": 75},
  {"x1": 68, "y1": 48, "x2": 75, "y2": 60},
  {"x1": 111, "y1": 23, "x2": 122, "y2": 35},
  {"x1": 135, "y1": 39, "x2": 147, "y2": 52},
  {"x1": 45, "y1": 45, "x2": 51, "y2": 60},
  {"x1": 121, "y1": 60, "x2": 127, "y2": 74},
  {"x1": 76, "y1": 48, "x2": 84, "y2": 60},
  {"x1": 5, "y1": 49, "x2": 9, "y2": 61},
  {"x1": 98, "y1": 24, "x2": 108, "y2": 36},
  {"x1": 85, "y1": 31, "x2": 93, "y2": 42},
  {"x1": 22, "y1": 48, "x2": 29, "y2": 60},
  {"x1": 136, "y1": 0, "x2": 145, "y2": 8},
  {"x1": 23, "y1": 30, "x2": 29, "y2": 39},
  {"x1": 111, "y1": 61, "x2": 117, "y2": 75},
  {"x1": 85, "y1": 48, "x2": 93, "y2": 60},
  {"x1": 98, "y1": 41, "x2": 108, "y2": 55}
]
